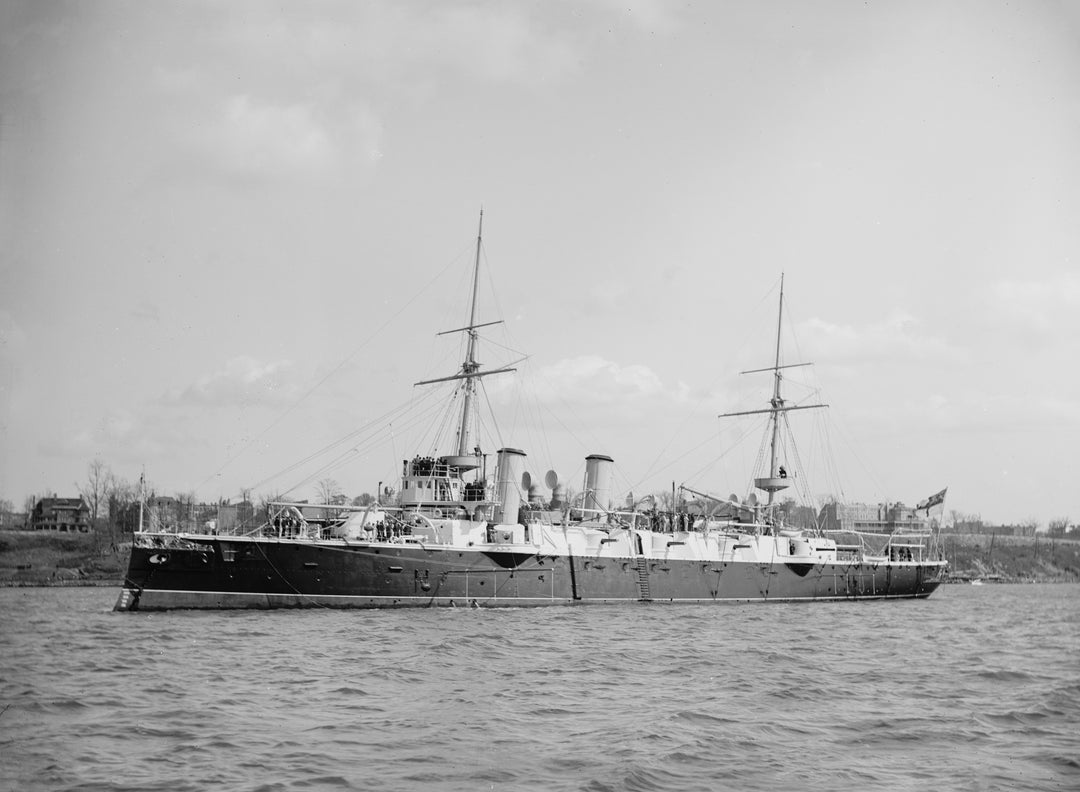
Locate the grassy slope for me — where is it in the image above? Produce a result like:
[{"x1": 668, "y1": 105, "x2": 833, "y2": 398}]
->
[
  {"x1": 940, "y1": 533, "x2": 1080, "y2": 582},
  {"x1": 0, "y1": 531, "x2": 127, "y2": 585}
]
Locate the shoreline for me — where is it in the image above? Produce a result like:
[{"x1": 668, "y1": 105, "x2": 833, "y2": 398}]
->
[{"x1": 2, "y1": 579, "x2": 122, "y2": 588}]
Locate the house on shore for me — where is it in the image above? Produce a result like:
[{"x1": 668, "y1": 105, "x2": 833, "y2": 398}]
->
[{"x1": 30, "y1": 497, "x2": 91, "y2": 532}]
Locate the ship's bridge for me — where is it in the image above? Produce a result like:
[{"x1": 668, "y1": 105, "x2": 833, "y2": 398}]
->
[{"x1": 399, "y1": 455, "x2": 487, "y2": 508}]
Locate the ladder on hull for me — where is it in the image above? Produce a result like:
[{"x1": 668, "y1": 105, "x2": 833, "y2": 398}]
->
[{"x1": 635, "y1": 556, "x2": 651, "y2": 601}]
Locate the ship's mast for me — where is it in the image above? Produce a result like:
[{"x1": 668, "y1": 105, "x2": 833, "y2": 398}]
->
[
  {"x1": 719, "y1": 274, "x2": 827, "y2": 511},
  {"x1": 767, "y1": 273, "x2": 786, "y2": 496},
  {"x1": 413, "y1": 210, "x2": 518, "y2": 465},
  {"x1": 456, "y1": 210, "x2": 484, "y2": 456}
]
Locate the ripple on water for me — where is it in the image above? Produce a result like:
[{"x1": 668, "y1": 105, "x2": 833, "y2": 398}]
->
[{"x1": 2, "y1": 585, "x2": 1079, "y2": 792}]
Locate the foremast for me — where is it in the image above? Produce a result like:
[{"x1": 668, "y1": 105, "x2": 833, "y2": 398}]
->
[
  {"x1": 456, "y1": 210, "x2": 485, "y2": 457},
  {"x1": 413, "y1": 210, "x2": 517, "y2": 472}
]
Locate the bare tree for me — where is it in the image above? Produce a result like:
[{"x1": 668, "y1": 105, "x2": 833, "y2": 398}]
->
[
  {"x1": 105, "y1": 475, "x2": 140, "y2": 537},
  {"x1": 1048, "y1": 517, "x2": 1069, "y2": 537},
  {"x1": 0, "y1": 498, "x2": 14, "y2": 529},
  {"x1": 315, "y1": 478, "x2": 344, "y2": 505},
  {"x1": 79, "y1": 459, "x2": 111, "y2": 526},
  {"x1": 174, "y1": 490, "x2": 197, "y2": 532}
]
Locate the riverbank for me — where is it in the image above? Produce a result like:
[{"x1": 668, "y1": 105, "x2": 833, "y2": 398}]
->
[
  {"x1": 3, "y1": 529, "x2": 1078, "y2": 587},
  {"x1": 0, "y1": 530, "x2": 126, "y2": 586},
  {"x1": 940, "y1": 532, "x2": 1080, "y2": 583}
]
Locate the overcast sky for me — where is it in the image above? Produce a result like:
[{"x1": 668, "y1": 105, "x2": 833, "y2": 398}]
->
[{"x1": 2, "y1": 1, "x2": 1078, "y2": 526}]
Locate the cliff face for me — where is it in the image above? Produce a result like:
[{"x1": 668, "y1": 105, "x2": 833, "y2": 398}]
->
[{"x1": 940, "y1": 533, "x2": 1080, "y2": 583}]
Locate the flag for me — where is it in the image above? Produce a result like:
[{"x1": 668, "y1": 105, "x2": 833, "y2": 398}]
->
[{"x1": 917, "y1": 487, "x2": 947, "y2": 514}]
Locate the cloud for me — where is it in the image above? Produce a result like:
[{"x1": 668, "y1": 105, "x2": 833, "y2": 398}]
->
[
  {"x1": 585, "y1": 0, "x2": 681, "y2": 34},
  {"x1": 44, "y1": 406, "x2": 177, "y2": 471},
  {"x1": 0, "y1": 309, "x2": 27, "y2": 359},
  {"x1": 129, "y1": 301, "x2": 160, "y2": 322},
  {"x1": 164, "y1": 356, "x2": 297, "y2": 408},
  {"x1": 504, "y1": 355, "x2": 691, "y2": 421},
  {"x1": 797, "y1": 311, "x2": 960, "y2": 367},
  {"x1": 989, "y1": 273, "x2": 1080, "y2": 335},
  {"x1": 203, "y1": 95, "x2": 337, "y2": 177},
  {"x1": 420, "y1": 5, "x2": 578, "y2": 85}
]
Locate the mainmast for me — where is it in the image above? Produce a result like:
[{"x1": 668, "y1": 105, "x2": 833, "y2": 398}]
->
[
  {"x1": 720, "y1": 274, "x2": 827, "y2": 509},
  {"x1": 767, "y1": 274, "x2": 786, "y2": 491}
]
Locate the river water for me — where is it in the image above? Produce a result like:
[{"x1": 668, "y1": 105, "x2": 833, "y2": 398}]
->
[{"x1": 1, "y1": 584, "x2": 1077, "y2": 792}]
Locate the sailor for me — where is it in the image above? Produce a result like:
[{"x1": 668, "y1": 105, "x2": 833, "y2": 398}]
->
[{"x1": 779, "y1": 466, "x2": 787, "y2": 478}]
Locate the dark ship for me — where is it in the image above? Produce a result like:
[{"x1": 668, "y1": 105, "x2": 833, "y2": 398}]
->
[{"x1": 115, "y1": 218, "x2": 947, "y2": 611}]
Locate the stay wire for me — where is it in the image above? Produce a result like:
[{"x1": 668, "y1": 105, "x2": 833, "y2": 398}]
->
[{"x1": 194, "y1": 238, "x2": 475, "y2": 498}]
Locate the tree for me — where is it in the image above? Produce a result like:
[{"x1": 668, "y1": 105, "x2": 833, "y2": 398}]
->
[
  {"x1": 79, "y1": 459, "x2": 111, "y2": 525},
  {"x1": 174, "y1": 491, "x2": 197, "y2": 531},
  {"x1": 777, "y1": 497, "x2": 817, "y2": 530},
  {"x1": 1048, "y1": 517, "x2": 1069, "y2": 538},
  {"x1": 315, "y1": 478, "x2": 344, "y2": 505},
  {"x1": 106, "y1": 476, "x2": 141, "y2": 536},
  {"x1": 351, "y1": 493, "x2": 376, "y2": 507},
  {"x1": 0, "y1": 498, "x2": 15, "y2": 529},
  {"x1": 653, "y1": 490, "x2": 676, "y2": 511}
]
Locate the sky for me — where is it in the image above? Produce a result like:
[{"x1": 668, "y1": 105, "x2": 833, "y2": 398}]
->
[{"x1": 1, "y1": 0, "x2": 1078, "y2": 527}]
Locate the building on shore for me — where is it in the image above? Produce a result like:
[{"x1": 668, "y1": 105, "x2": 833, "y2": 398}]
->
[
  {"x1": 817, "y1": 501, "x2": 926, "y2": 533},
  {"x1": 939, "y1": 521, "x2": 1037, "y2": 537},
  {"x1": 30, "y1": 497, "x2": 91, "y2": 532}
]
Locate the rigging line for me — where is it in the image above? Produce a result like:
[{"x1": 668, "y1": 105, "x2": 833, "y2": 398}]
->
[
  {"x1": 532, "y1": 370, "x2": 610, "y2": 458},
  {"x1": 625, "y1": 429, "x2": 725, "y2": 495},
  {"x1": 821, "y1": 408, "x2": 884, "y2": 502},
  {"x1": 287, "y1": 451, "x2": 362, "y2": 500},
  {"x1": 749, "y1": 422, "x2": 771, "y2": 500},
  {"x1": 519, "y1": 372, "x2": 555, "y2": 470},
  {"x1": 819, "y1": 414, "x2": 848, "y2": 503},
  {"x1": 429, "y1": 386, "x2": 463, "y2": 454},
  {"x1": 644, "y1": 284, "x2": 785, "y2": 489},
  {"x1": 674, "y1": 426, "x2": 753, "y2": 493},
  {"x1": 480, "y1": 241, "x2": 512, "y2": 344},
  {"x1": 280, "y1": 396, "x2": 450, "y2": 498},
  {"x1": 532, "y1": 388, "x2": 556, "y2": 476},
  {"x1": 783, "y1": 410, "x2": 816, "y2": 511},
  {"x1": 640, "y1": 306, "x2": 788, "y2": 485},
  {"x1": 245, "y1": 389, "x2": 442, "y2": 494},
  {"x1": 522, "y1": 378, "x2": 556, "y2": 476},
  {"x1": 267, "y1": 396, "x2": 431, "y2": 483},
  {"x1": 478, "y1": 378, "x2": 506, "y2": 451},
  {"x1": 194, "y1": 242, "x2": 473, "y2": 497},
  {"x1": 373, "y1": 396, "x2": 458, "y2": 483},
  {"x1": 480, "y1": 336, "x2": 528, "y2": 358},
  {"x1": 536, "y1": 398, "x2": 596, "y2": 456}
]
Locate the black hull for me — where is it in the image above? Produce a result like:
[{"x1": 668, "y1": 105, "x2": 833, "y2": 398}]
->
[{"x1": 115, "y1": 537, "x2": 945, "y2": 610}]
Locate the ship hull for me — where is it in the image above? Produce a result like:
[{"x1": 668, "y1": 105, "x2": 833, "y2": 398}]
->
[{"x1": 114, "y1": 536, "x2": 945, "y2": 610}]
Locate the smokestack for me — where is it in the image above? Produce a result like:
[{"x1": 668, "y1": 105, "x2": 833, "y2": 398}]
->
[
  {"x1": 492, "y1": 448, "x2": 526, "y2": 524},
  {"x1": 583, "y1": 454, "x2": 614, "y2": 515}
]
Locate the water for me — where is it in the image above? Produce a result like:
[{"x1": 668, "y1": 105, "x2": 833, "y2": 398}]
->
[{"x1": 1, "y1": 585, "x2": 1078, "y2": 792}]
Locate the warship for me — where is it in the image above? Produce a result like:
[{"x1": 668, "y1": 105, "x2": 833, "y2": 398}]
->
[{"x1": 115, "y1": 217, "x2": 947, "y2": 610}]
